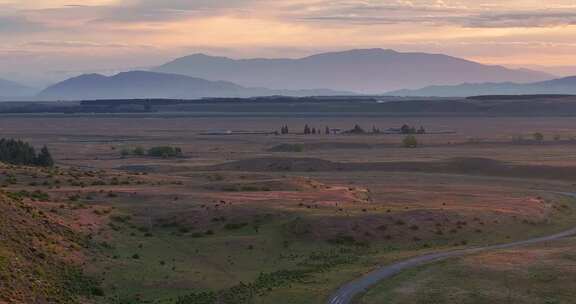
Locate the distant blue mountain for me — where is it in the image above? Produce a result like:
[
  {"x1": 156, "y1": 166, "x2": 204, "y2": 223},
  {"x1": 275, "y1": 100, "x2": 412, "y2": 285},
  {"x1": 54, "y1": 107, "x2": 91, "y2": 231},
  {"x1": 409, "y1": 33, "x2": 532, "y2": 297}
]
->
[
  {"x1": 38, "y1": 71, "x2": 350, "y2": 100},
  {"x1": 387, "y1": 76, "x2": 576, "y2": 97},
  {"x1": 154, "y1": 49, "x2": 553, "y2": 93},
  {"x1": 0, "y1": 78, "x2": 36, "y2": 98}
]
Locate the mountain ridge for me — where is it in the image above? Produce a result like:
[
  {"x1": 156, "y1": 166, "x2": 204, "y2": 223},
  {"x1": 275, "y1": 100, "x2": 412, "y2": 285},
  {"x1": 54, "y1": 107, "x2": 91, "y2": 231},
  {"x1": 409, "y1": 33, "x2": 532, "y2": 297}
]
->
[
  {"x1": 0, "y1": 78, "x2": 37, "y2": 98},
  {"x1": 387, "y1": 76, "x2": 576, "y2": 97},
  {"x1": 154, "y1": 48, "x2": 553, "y2": 93},
  {"x1": 38, "y1": 71, "x2": 351, "y2": 100}
]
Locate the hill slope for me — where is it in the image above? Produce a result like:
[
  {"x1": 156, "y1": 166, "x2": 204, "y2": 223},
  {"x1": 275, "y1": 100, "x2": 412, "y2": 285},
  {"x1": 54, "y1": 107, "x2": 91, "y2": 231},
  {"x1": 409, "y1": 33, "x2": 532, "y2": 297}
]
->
[
  {"x1": 154, "y1": 49, "x2": 552, "y2": 93},
  {"x1": 38, "y1": 71, "x2": 348, "y2": 100},
  {"x1": 0, "y1": 189, "x2": 98, "y2": 303},
  {"x1": 388, "y1": 76, "x2": 576, "y2": 97},
  {"x1": 0, "y1": 78, "x2": 36, "y2": 98}
]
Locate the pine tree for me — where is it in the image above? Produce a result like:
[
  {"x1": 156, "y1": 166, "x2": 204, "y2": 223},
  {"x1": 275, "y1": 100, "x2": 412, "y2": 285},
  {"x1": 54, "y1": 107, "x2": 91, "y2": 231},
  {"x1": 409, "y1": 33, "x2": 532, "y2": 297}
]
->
[
  {"x1": 36, "y1": 146, "x2": 54, "y2": 167},
  {"x1": 0, "y1": 138, "x2": 37, "y2": 166}
]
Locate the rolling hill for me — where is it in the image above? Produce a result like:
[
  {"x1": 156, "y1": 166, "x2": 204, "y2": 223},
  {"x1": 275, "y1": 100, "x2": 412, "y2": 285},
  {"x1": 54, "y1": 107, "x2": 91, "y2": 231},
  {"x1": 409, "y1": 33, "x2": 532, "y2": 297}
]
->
[
  {"x1": 0, "y1": 78, "x2": 36, "y2": 98},
  {"x1": 0, "y1": 190, "x2": 97, "y2": 303},
  {"x1": 154, "y1": 49, "x2": 552, "y2": 93},
  {"x1": 38, "y1": 71, "x2": 349, "y2": 100},
  {"x1": 388, "y1": 76, "x2": 576, "y2": 97}
]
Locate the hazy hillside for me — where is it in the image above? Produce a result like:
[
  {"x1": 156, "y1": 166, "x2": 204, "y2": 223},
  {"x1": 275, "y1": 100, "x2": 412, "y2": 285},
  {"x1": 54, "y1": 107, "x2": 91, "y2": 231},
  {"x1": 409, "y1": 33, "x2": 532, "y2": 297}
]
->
[
  {"x1": 388, "y1": 76, "x2": 576, "y2": 97},
  {"x1": 38, "y1": 71, "x2": 348, "y2": 100},
  {"x1": 154, "y1": 49, "x2": 552, "y2": 93},
  {"x1": 0, "y1": 78, "x2": 36, "y2": 98}
]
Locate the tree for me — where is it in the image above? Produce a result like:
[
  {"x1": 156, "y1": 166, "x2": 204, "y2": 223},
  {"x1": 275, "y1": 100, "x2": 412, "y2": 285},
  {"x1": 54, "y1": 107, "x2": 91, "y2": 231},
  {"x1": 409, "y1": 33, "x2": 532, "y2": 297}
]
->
[
  {"x1": 36, "y1": 146, "x2": 54, "y2": 167},
  {"x1": 120, "y1": 147, "x2": 131, "y2": 158},
  {"x1": 0, "y1": 138, "x2": 54, "y2": 167},
  {"x1": 347, "y1": 124, "x2": 365, "y2": 134},
  {"x1": 403, "y1": 135, "x2": 419, "y2": 148},
  {"x1": 304, "y1": 124, "x2": 311, "y2": 135},
  {"x1": 133, "y1": 146, "x2": 145, "y2": 156},
  {"x1": 0, "y1": 139, "x2": 55, "y2": 167},
  {"x1": 533, "y1": 132, "x2": 544, "y2": 142},
  {"x1": 401, "y1": 124, "x2": 411, "y2": 134}
]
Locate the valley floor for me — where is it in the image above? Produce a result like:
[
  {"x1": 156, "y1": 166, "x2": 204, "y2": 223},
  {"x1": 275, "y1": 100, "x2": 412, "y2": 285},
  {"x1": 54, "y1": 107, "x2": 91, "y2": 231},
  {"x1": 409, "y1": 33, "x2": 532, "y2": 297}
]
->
[{"x1": 2, "y1": 115, "x2": 576, "y2": 303}]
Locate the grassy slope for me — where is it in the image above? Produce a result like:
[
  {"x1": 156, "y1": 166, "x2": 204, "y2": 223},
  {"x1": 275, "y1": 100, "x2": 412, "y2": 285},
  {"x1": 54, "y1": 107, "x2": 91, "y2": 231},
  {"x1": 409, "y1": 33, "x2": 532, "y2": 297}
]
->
[
  {"x1": 5, "y1": 162, "x2": 576, "y2": 304},
  {"x1": 93, "y1": 188, "x2": 576, "y2": 304},
  {"x1": 358, "y1": 194, "x2": 576, "y2": 304},
  {"x1": 0, "y1": 190, "x2": 100, "y2": 303}
]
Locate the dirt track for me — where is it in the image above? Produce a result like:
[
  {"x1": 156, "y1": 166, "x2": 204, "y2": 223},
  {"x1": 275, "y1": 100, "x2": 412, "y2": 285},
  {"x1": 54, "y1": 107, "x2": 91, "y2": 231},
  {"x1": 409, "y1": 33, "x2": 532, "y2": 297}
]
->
[{"x1": 327, "y1": 193, "x2": 576, "y2": 304}]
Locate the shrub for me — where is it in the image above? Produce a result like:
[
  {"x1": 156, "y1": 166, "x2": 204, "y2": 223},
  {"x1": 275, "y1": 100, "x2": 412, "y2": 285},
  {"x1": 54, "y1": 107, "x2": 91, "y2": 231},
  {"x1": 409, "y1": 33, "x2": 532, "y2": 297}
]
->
[
  {"x1": 403, "y1": 135, "x2": 419, "y2": 148},
  {"x1": 147, "y1": 146, "x2": 183, "y2": 158},
  {"x1": 133, "y1": 146, "x2": 145, "y2": 156},
  {"x1": 533, "y1": 132, "x2": 544, "y2": 142},
  {"x1": 269, "y1": 143, "x2": 305, "y2": 152},
  {"x1": 224, "y1": 223, "x2": 248, "y2": 230}
]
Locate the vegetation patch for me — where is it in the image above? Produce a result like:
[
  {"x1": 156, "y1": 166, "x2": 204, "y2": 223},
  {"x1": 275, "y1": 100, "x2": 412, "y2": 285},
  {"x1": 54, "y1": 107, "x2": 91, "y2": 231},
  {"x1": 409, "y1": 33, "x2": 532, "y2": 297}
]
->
[
  {"x1": 121, "y1": 146, "x2": 184, "y2": 158},
  {"x1": 0, "y1": 138, "x2": 54, "y2": 167}
]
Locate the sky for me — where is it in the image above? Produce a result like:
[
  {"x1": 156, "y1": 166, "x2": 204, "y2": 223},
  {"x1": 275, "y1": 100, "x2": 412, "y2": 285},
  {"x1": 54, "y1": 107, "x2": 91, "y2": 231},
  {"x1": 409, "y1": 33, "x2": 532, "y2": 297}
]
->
[{"x1": 3, "y1": 0, "x2": 576, "y2": 87}]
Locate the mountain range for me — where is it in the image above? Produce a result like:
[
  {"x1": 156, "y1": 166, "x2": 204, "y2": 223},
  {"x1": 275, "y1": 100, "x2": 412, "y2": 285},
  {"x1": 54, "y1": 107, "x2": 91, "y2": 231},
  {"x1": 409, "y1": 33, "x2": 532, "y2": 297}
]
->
[
  {"x1": 1, "y1": 48, "x2": 568, "y2": 100},
  {"x1": 387, "y1": 76, "x2": 576, "y2": 97},
  {"x1": 0, "y1": 78, "x2": 36, "y2": 98},
  {"x1": 154, "y1": 49, "x2": 552, "y2": 93},
  {"x1": 37, "y1": 71, "x2": 349, "y2": 100}
]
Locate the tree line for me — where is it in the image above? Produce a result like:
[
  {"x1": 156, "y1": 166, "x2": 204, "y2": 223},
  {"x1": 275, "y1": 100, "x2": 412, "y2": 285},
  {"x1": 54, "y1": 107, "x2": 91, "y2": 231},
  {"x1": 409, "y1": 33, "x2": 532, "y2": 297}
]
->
[
  {"x1": 0, "y1": 138, "x2": 54, "y2": 167},
  {"x1": 278, "y1": 124, "x2": 426, "y2": 135}
]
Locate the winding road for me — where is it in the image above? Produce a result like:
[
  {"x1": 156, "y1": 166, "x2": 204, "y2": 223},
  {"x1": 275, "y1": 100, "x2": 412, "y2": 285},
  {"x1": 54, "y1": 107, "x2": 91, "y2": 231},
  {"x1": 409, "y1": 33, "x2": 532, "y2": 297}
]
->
[{"x1": 327, "y1": 193, "x2": 576, "y2": 304}]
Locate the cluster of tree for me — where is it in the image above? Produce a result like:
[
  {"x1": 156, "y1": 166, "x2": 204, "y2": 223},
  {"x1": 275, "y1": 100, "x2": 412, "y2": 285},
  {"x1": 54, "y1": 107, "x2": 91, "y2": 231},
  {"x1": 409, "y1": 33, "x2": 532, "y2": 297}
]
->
[
  {"x1": 303, "y1": 124, "x2": 319, "y2": 135},
  {"x1": 400, "y1": 124, "x2": 426, "y2": 135},
  {"x1": 121, "y1": 146, "x2": 183, "y2": 158},
  {"x1": 0, "y1": 138, "x2": 54, "y2": 167},
  {"x1": 303, "y1": 125, "x2": 332, "y2": 135},
  {"x1": 343, "y1": 125, "x2": 382, "y2": 134},
  {"x1": 346, "y1": 124, "x2": 365, "y2": 134},
  {"x1": 280, "y1": 124, "x2": 426, "y2": 136}
]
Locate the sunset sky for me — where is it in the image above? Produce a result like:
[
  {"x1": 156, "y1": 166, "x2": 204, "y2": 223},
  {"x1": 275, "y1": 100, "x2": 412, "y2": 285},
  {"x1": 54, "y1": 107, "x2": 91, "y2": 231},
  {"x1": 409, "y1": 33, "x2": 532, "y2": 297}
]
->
[{"x1": 3, "y1": 0, "x2": 576, "y2": 86}]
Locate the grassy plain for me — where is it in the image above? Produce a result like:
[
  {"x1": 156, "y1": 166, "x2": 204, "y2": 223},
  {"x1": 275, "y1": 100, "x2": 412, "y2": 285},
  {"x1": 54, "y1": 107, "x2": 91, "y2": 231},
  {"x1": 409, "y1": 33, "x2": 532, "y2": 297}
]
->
[{"x1": 2, "y1": 115, "x2": 576, "y2": 303}]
